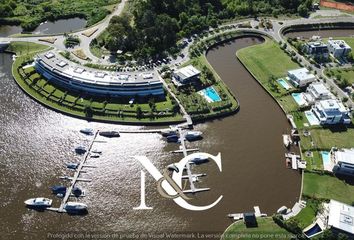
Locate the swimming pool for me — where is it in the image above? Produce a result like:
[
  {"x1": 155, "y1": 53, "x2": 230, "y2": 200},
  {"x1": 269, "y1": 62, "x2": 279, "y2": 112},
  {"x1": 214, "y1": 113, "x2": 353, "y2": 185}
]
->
[
  {"x1": 305, "y1": 111, "x2": 320, "y2": 126},
  {"x1": 292, "y1": 93, "x2": 307, "y2": 106},
  {"x1": 198, "y1": 86, "x2": 222, "y2": 103},
  {"x1": 321, "y1": 151, "x2": 331, "y2": 166},
  {"x1": 304, "y1": 223, "x2": 323, "y2": 238},
  {"x1": 277, "y1": 79, "x2": 292, "y2": 90}
]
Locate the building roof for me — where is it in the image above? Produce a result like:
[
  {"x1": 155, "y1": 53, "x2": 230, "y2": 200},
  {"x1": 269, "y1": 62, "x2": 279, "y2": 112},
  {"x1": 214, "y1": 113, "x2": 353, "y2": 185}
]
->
[
  {"x1": 334, "y1": 148, "x2": 354, "y2": 165},
  {"x1": 288, "y1": 68, "x2": 316, "y2": 81},
  {"x1": 174, "y1": 65, "x2": 201, "y2": 80},
  {"x1": 318, "y1": 99, "x2": 347, "y2": 112},
  {"x1": 36, "y1": 52, "x2": 160, "y2": 86},
  {"x1": 328, "y1": 199, "x2": 354, "y2": 235},
  {"x1": 309, "y1": 82, "x2": 331, "y2": 95},
  {"x1": 328, "y1": 40, "x2": 351, "y2": 50}
]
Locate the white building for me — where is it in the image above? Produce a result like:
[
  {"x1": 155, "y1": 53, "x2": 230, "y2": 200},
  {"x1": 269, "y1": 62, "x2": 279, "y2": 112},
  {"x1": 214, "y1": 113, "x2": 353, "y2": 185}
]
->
[
  {"x1": 304, "y1": 82, "x2": 334, "y2": 104},
  {"x1": 311, "y1": 99, "x2": 351, "y2": 125},
  {"x1": 288, "y1": 68, "x2": 316, "y2": 88},
  {"x1": 331, "y1": 148, "x2": 354, "y2": 176},
  {"x1": 327, "y1": 200, "x2": 354, "y2": 237},
  {"x1": 172, "y1": 65, "x2": 201, "y2": 86},
  {"x1": 328, "y1": 40, "x2": 352, "y2": 58}
]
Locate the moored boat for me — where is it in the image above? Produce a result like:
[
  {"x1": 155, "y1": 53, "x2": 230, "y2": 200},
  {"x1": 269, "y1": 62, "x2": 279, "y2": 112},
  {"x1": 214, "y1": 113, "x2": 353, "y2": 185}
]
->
[
  {"x1": 75, "y1": 146, "x2": 86, "y2": 154},
  {"x1": 24, "y1": 197, "x2": 52, "y2": 208},
  {"x1": 189, "y1": 155, "x2": 209, "y2": 165},
  {"x1": 80, "y1": 128, "x2": 94, "y2": 135},
  {"x1": 99, "y1": 131, "x2": 120, "y2": 138},
  {"x1": 64, "y1": 202, "x2": 88, "y2": 214},
  {"x1": 166, "y1": 134, "x2": 179, "y2": 143},
  {"x1": 50, "y1": 185, "x2": 67, "y2": 194},
  {"x1": 66, "y1": 163, "x2": 79, "y2": 170},
  {"x1": 185, "y1": 131, "x2": 203, "y2": 141}
]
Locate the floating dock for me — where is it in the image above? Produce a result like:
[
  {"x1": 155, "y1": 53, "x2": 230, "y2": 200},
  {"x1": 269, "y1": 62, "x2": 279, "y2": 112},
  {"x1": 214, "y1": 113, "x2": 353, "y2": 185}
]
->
[{"x1": 47, "y1": 130, "x2": 99, "y2": 213}]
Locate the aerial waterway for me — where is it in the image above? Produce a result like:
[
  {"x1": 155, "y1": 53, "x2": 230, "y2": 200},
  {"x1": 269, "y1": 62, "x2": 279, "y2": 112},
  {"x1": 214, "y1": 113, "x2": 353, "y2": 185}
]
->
[{"x1": 0, "y1": 36, "x2": 301, "y2": 237}]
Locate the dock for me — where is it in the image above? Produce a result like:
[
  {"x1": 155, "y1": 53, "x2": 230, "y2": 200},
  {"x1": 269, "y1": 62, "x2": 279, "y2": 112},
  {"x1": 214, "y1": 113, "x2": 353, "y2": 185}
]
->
[
  {"x1": 49, "y1": 130, "x2": 99, "y2": 213},
  {"x1": 177, "y1": 128, "x2": 197, "y2": 194}
]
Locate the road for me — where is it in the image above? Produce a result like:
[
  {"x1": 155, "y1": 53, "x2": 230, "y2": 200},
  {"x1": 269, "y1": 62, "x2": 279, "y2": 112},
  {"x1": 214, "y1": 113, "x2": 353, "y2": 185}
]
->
[{"x1": 1, "y1": 8, "x2": 353, "y2": 107}]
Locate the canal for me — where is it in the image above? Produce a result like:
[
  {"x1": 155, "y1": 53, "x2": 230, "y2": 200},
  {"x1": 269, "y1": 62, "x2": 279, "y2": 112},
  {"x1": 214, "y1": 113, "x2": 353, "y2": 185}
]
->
[{"x1": 0, "y1": 35, "x2": 301, "y2": 238}]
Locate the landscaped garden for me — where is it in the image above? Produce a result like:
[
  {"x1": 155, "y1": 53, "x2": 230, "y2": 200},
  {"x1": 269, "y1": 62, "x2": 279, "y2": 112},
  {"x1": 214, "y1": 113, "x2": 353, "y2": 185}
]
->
[{"x1": 10, "y1": 42, "x2": 183, "y2": 124}]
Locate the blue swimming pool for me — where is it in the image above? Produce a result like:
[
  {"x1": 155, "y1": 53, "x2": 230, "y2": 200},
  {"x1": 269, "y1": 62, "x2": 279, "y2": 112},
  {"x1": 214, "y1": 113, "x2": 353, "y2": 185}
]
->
[
  {"x1": 292, "y1": 93, "x2": 307, "y2": 106},
  {"x1": 321, "y1": 151, "x2": 331, "y2": 165},
  {"x1": 277, "y1": 79, "x2": 292, "y2": 90},
  {"x1": 202, "y1": 86, "x2": 221, "y2": 102},
  {"x1": 304, "y1": 223, "x2": 323, "y2": 238},
  {"x1": 305, "y1": 111, "x2": 320, "y2": 126}
]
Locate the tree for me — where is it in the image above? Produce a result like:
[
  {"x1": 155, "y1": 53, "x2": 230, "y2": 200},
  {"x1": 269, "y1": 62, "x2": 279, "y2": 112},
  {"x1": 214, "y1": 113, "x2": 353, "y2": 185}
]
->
[{"x1": 136, "y1": 106, "x2": 143, "y2": 119}]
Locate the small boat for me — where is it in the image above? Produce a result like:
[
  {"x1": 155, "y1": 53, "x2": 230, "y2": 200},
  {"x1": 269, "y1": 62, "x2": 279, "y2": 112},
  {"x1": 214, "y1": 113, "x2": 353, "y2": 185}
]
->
[
  {"x1": 66, "y1": 163, "x2": 79, "y2": 170},
  {"x1": 189, "y1": 155, "x2": 209, "y2": 165},
  {"x1": 283, "y1": 134, "x2": 292, "y2": 148},
  {"x1": 72, "y1": 187, "x2": 83, "y2": 197},
  {"x1": 24, "y1": 198, "x2": 52, "y2": 208},
  {"x1": 50, "y1": 185, "x2": 67, "y2": 194},
  {"x1": 80, "y1": 128, "x2": 94, "y2": 135},
  {"x1": 64, "y1": 202, "x2": 88, "y2": 214},
  {"x1": 99, "y1": 131, "x2": 120, "y2": 138},
  {"x1": 166, "y1": 134, "x2": 179, "y2": 143},
  {"x1": 75, "y1": 146, "x2": 87, "y2": 154},
  {"x1": 91, "y1": 149, "x2": 102, "y2": 154},
  {"x1": 90, "y1": 153, "x2": 100, "y2": 158},
  {"x1": 161, "y1": 129, "x2": 177, "y2": 137},
  {"x1": 167, "y1": 164, "x2": 179, "y2": 172},
  {"x1": 185, "y1": 131, "x2": 203, "y2": 141}
]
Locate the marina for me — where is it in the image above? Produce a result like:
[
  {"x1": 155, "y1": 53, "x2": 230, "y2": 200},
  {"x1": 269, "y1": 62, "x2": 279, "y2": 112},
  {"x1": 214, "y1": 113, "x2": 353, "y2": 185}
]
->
[{"x1": 43, "y1": 130, "x2": 99, "y2": 214}]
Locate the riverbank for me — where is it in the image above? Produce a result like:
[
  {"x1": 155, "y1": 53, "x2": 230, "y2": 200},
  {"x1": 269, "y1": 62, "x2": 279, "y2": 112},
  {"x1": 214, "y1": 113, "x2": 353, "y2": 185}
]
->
[
  {"x1": 234, "y1": 36, "x2": 354, "y2": 238},
  {"x1": 10, "y1": 42, "x2": 184, "y2": 125}
]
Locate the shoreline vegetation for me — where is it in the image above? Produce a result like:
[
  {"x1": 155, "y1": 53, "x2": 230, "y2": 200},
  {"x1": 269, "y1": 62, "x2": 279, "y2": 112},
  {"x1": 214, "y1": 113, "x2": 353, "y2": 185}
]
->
[
  {"x1": 9, "y1": 42, "x2": 185, "y2": 125},
  {"x1": 222, "y1": 36, "x2": 354, "y2": 239},
  {"x1": 0, "y1": 0, "x2": 120, "y2": 32}
]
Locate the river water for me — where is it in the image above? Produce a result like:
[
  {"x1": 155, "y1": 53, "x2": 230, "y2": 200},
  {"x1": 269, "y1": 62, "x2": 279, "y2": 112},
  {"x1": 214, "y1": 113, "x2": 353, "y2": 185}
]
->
[
  {"x1": 0, "y1": 18, "x2": 86, "y2": 37},
  {"x1": 0, "y1": 36, "x2": 302, "y2": 239}
]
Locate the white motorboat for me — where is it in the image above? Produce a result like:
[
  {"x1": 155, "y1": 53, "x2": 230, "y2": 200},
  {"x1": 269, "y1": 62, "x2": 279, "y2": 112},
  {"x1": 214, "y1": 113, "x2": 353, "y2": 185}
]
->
[
  {"x1": 24, "y1": 197, "x2": 52, "y2": 208},
  {"x1": 185, "y1": 131, "x2": 203, "y2": 141},
  {"x1": 80, "y1": 128, "x2": 94, "y2": 135},
  {"x1": 64, "y1": 202, "x2": 88, "y2": 214},
  {"x1": 283, "y1": 134, "x2": 292, "y2": 148}
]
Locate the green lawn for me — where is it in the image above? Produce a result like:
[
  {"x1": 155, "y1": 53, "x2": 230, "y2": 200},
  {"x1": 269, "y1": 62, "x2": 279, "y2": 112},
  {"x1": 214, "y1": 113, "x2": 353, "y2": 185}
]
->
[
  {"x1": 7, "y1": 42, "x2": 50, "y2": 55},
  {"x1": 303, "y1": 172, "x2": 354, "y2": 204},
  {"x1": 290, "y1": 200, "x2": 319, "y2": 229},
  {"x1": 310, "y1": 128, "x2": 354, "y2": 149},
  {"x1": 237, "y1": 39, "x2": 299, "y2": 85},
  {"x1": 222, "y1": 218, "x2": 293, "y2": 240}
]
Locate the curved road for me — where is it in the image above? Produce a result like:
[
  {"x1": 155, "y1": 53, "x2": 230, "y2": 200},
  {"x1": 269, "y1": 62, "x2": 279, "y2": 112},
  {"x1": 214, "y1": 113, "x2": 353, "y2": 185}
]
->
[{"x1": 0, "y1": 7, "x2": 353, "y2": 107}]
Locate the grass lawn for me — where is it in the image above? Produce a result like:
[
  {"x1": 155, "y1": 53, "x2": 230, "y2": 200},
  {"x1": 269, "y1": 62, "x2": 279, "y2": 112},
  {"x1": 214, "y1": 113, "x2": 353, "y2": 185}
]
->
[
  {"x1": 278, "y1": 95, "x2": 300, "y2": 113},
  {"x1": 302, "y1": 151, "x2": 323, "y2": 170},
  {"x1": 237, "y1": 39, "x2": 299, "y2": 85},
  {"x1": 290, "y1": 200, "x2": 319, "y2": 229},
  {"x1": 310, "y1": 127, "x2": 354, "y2": 149},
  {"x1": 173, "y1": 54, "x2": 239, "y2": 119},
  {"x1": 328, "y1": 68, "x2": 354, "y2": 85},
  {"x1": 222, "y1": 218, "x2": 293, "y2": 240},
  {"x1": 303, "y1": 172, "x2": 354, "y2": 204},
  {"x1": 7, "y1": 42, "x2": 50, "y2": 55}
]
